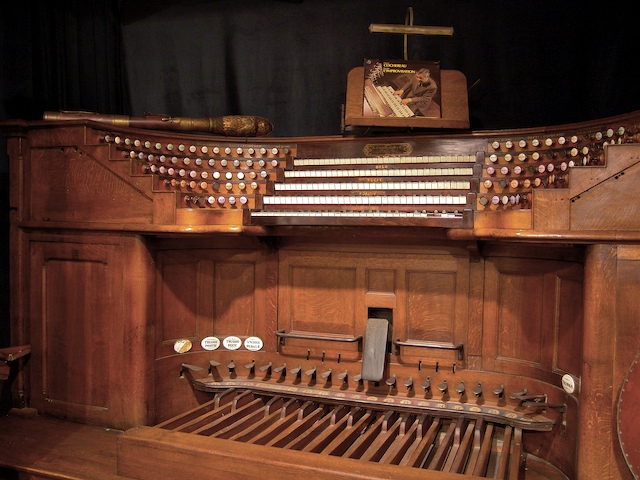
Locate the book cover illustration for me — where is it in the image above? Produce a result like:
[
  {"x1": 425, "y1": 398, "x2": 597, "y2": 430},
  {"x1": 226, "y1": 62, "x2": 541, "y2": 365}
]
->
[{"x1": 363, "y1": 59, "x2": 441, "y2": 119}]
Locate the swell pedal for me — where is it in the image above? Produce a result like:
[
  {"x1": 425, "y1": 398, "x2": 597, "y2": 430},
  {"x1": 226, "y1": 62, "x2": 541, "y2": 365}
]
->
[{"x1": 360, "y1": 318, "x2": 389, "y2": 382}]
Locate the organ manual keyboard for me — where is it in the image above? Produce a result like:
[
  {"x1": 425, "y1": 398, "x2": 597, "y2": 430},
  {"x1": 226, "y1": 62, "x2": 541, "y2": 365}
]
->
[
  {"x1": 3, "y1": 110, "x2": 640, "y2": 479},
  {"x1": 364, "y1": 78, "x2": 416, "y2": 117}
]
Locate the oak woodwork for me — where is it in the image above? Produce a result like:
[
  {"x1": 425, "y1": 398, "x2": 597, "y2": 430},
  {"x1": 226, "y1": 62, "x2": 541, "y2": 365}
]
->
[
  {"x1": 4, "y1": 114, "x2": 640, "y2": 479},
  {"x1": 27, "y1": 233, "x2": 153, "y2": 428}
]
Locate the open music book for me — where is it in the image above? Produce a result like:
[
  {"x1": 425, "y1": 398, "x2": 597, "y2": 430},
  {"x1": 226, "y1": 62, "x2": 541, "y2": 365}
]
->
[{"x1": 363, "y1": 59, "x2": 442, "y2": 119}]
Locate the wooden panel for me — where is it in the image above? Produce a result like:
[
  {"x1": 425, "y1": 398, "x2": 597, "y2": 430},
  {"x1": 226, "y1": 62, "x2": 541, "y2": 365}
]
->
[
  {"x1": 496, "y1": 271, "x2": 544, "y2": 367},
  {"x1": 617, "y1": 255, "x2": 640, "y2": 382},
  {"x1": 533, "y1": 190, "x2": 571, "y2": 231},
  {"x1": 44, "y1": 254, "x2": 111, "y2": 407},
  {"x1": 406, "y1": 270, "x2": 456, "y2": 343},
  {"x1": 615, "y1": 250, "x2": 640, "y2": 477},
  {"x1": 214, "y1": 261, "x2": 256, "y2": 336},
  {"x1": 473, "y1": 209, "x2": 533, "y2": 230},
  {"x1": 154, "y1": 247, "x2": 277, "y2": 422},
  {"x1": 555, "y1": 275, "x2": 583, "y2": 375},
  {"x1": 156, "y1": 249, "x2": 270, "y2": 357},
  {"x1": 483, "y1": 256, "x2": 583, "y2": 380},
  {"x1": 569, "y1": 144, "x2": 640, "y2": 199},
  {"x1": 289, "y1": 265, "x2": 357, "y2": 335},
  {"x1": 118, "y1": 426, "x2": 486, "y2": 480},
  {"x1": 160, "y1": 261, "x2": 199, "y2": 342},
  {"x1": 466, "y1": 259, "x2": 486, "y2": 369},
  {"x1": 367, "y1": 269, "x2": 395, "y2": 294},
  {"x1": 400, "y1": 255, "x2": 469, "y2": 361},
  {"x1": 278, "y1": 247, "x2": 469, "y2": 363},
  {"x1": 571, "y1": 160, "x2": 640, "y2": 231},
  {"x1": 28, "y1": 147, "x2": 153, "y2": 224},
  {"x1": 29, "y1": 234, "x2": 152, "y2": 428}
]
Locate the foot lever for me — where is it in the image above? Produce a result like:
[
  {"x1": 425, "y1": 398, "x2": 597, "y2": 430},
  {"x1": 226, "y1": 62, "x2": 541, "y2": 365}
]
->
[{"x1": 360, "y1": 318, "x2": 389, "y2": 382}]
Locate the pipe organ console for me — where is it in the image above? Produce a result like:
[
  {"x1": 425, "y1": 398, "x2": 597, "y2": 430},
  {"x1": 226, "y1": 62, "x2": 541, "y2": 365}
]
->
[{"x1": 3, "y1": 111, "x2": 640, "y2": 479}]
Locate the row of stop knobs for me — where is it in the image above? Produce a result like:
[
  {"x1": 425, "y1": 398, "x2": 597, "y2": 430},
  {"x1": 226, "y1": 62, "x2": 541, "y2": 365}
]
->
[
  {"x1": 488, "y1": 126, "x2": 628, "y2": 151},
  {"x1": 106, "y1": 135, "x2": 289, "y2": 157}
]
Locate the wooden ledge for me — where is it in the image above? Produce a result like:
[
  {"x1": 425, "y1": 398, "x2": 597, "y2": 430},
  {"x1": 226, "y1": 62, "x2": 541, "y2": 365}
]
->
[{"x1": 0, "y1": 345, "x2": 31, "y2": 363}]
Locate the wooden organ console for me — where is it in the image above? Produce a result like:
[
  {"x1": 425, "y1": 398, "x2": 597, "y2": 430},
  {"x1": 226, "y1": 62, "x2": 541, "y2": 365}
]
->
[{"x1": 3, "y1": 110, "x2": 640, "y2": 479}]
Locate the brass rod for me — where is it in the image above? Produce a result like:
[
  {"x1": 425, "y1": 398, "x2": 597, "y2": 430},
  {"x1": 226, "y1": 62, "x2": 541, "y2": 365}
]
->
[{"x1": 368, "y1": 24, "x2": 454, "y2": 36}]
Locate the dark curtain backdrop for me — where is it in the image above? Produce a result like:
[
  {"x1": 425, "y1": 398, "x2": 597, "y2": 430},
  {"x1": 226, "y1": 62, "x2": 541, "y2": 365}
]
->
[
  {"x1": 1, "y1": 0, "x2": 640, "y2": 346},
  {"x1": 118, "y1": 0, "x2": 640, "y2": 137},
  {"x1": 2, "y1": 0, "x2": 640, "y2": 137},
  {"x1": 1, "y1": 0, "x2": 129, "y2": 121}
]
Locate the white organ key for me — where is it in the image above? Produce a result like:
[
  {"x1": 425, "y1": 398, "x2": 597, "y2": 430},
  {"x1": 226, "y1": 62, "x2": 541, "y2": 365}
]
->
[
  {"x1": 292, "y1": 154, "x2": 482, "y2": 167},
  {"x1": 250, "y1": 210, "x2": 465, "y2": 219}
]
